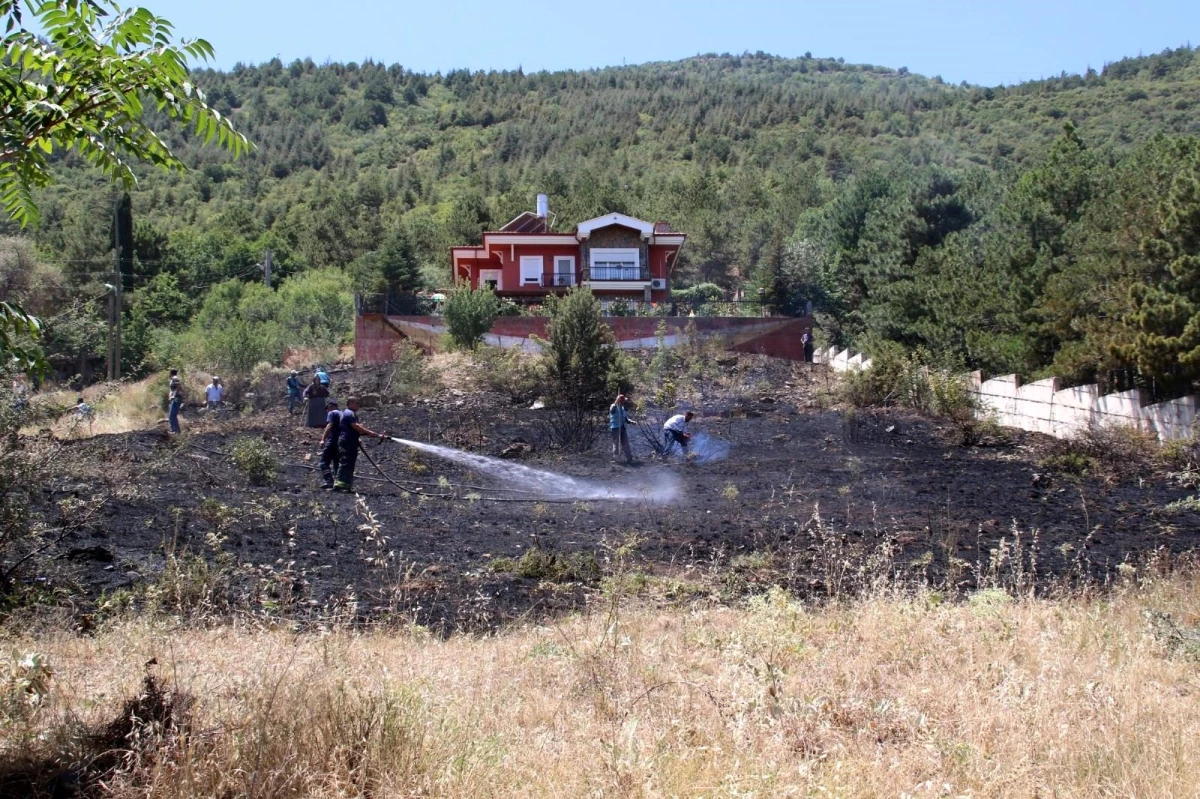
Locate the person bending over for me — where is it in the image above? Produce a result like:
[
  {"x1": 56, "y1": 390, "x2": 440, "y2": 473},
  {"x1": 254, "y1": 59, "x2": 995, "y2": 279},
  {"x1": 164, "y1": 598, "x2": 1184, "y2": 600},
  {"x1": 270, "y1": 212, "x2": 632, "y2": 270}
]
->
[{"x1": 662, "y1": 411, "x2": 694, "y2": 456}]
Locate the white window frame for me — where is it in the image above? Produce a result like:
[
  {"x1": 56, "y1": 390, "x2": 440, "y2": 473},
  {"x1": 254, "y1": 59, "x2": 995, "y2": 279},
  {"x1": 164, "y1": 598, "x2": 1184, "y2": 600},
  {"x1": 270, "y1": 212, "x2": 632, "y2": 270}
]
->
[
  {"x1": 553, "y1": 256, "x2": 576, "y2": 287},
  {"x1": 589, "y1": 248, "x2": 641, "y2": 280},
  {"x1": 478, "y1": 269, "x2": 502, "y2": 292},
  {"x1": 519, "y1": 255, "x2": 544, "y2": 287}
]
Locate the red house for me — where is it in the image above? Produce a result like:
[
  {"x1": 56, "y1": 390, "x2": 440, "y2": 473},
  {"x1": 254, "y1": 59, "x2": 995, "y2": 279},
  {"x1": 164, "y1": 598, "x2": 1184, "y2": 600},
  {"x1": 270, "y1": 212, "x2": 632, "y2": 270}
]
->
[{"x1": 451, "y1": 195, "x2": 686, "y2": 303}]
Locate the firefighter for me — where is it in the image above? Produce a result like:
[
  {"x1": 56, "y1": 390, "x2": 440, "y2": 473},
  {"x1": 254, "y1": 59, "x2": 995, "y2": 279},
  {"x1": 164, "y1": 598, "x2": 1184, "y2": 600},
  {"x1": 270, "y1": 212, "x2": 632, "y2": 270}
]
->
[
  {"x1": 332, "y1": 396, "x2": 389, "y2": 492},
  {"x1": 318, "y1": 399, "x2": 342, "y2": 489}
]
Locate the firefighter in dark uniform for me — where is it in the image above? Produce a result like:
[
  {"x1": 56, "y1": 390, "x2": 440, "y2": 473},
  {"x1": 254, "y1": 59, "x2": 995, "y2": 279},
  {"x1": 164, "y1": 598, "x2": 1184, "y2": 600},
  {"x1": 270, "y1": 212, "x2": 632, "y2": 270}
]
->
[
  {"x1": 332, "y1": 396, "x2": 389, "y2": 492},
  {"x1": 318, "y1": 399, "x2": 342, "y2": 489}
]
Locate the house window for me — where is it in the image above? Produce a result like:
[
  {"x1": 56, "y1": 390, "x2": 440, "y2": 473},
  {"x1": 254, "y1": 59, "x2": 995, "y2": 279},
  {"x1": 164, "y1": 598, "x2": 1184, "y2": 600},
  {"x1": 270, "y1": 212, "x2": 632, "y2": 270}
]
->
[
  {"x1": 519, "y1": 256, "x2": 543, "y2": 287},
  {"x1": 479, "y1": 269, "x2": 502, "y2": 292},
  {"x1": 553, "y1": 256, "x2": 575, "y2": 287},
  {"x1": 589, "y1": 248, "x2": 642, "y2": 281}
]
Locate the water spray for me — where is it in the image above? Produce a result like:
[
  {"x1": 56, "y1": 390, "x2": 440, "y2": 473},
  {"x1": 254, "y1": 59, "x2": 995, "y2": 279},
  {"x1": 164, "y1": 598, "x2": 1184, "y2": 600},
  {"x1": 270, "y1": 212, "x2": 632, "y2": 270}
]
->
[{"x1": 390, "y1": 438, "x2": 682, "y2": 503}]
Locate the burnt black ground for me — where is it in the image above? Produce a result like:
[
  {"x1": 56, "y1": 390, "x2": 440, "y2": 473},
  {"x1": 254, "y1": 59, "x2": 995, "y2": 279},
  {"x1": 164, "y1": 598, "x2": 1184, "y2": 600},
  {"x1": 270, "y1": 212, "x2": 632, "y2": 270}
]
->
[{"x1": 34, "y1": 361, "x2": 1200, "y2": 632}]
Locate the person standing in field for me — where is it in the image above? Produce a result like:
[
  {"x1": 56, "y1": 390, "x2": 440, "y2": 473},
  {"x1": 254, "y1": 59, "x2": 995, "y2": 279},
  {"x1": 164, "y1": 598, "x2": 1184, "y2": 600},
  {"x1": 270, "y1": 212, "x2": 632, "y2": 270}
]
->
[
  {"x1": 318, "y1": 399, "x2": 342, "y2": 489},
  {"x1": 801, "y1": 331, "x2": 814, "y2": 363},
  {"x1": 332, "y1": 396, "x2": 389, "y2": 492},
  {"x1": 662, "y1": 411, "x2": 694, "y2": 456},
  {"x1": 609, "y1": 393, "x2": 636, "y2": 464},
  {"x1": 167, "y1": 368, "x2": 184, "y2": 434},
  {"x1": 286, "y1": 370, "x2": 303, "y2": 415},
  {"x1": 205, "y1": 376, "x2": 225, "y2": 411},
  {"x1": 303, "y1": 375, "x2": 330, "y2": 428}
]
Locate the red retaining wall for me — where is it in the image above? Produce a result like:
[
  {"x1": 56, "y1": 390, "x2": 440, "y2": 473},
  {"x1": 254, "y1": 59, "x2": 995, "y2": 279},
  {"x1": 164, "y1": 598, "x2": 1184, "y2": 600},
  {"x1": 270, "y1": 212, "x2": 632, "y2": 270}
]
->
[{"x1": 355, "y1": 314, "x2": 813, "y2": 364}]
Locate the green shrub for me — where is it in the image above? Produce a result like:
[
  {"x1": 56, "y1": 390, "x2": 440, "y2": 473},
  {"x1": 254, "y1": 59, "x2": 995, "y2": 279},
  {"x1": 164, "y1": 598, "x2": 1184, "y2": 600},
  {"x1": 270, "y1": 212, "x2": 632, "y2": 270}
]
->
[
  {"x1": 1068, "y1": 423, "x2": 1159, "y2": 471},
  {"x1": 229, "y1": 436, "x2": 278, "y2": 486},
  {"x1": 444, "y1": 286, "x2": 498, "y2": 350},
  {"x1": 671, "y1": 282, "x2": 725, "y2": 303},
  {"x1": 1040, "y1": 452, "x2": 1094, "y2": 476},
  {"x1": 838, "y1": 343, "x2": 977, "y2": 422},
  {"x1": 1160, "y1": 437, "x2": 1199, "y2": 469},
  {"x1": 385, "y1": 341, "x2": 431, "y2": 398},
  {"x1": 476, "y1": 347, "x2": 542, "y2": 404},
  {"x1": 544, "y1": 287, "x2": 628, "y2": 409}
]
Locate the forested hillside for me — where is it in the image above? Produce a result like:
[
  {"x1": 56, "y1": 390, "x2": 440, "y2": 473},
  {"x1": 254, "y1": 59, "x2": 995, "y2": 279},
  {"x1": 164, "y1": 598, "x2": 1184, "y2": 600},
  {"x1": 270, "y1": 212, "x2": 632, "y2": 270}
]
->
[{"x1": 5, "y1": 47, "x2": 1200, "y2": 390}]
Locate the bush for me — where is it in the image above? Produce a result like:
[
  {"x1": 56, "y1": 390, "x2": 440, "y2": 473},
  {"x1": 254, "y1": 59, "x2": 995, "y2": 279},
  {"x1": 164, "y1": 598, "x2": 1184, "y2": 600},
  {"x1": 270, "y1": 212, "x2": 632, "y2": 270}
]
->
[
  {"x1": 540, "y1": 288, "x2": 631, "y2": 451},
  {"x1": 0, "y1": 371, "x2": 45, "y2": 596},
  {"x1": 475, "y1": 347, "x2": 542, "y2": 404},
  {"x1": 384, "y1": 341, "x2": 431, "y2": 398},
  {"x1": 671, "y1": 282, "x2": 725, "y2": 303},
  {"x1": 229, "y1": 437, "x2": 278, "y2": 486},
  {"x1": 444, "y1": 286, "x2": 498, "y2": 350},
  {"x1": 1064, "y1": 423, "x2": 1159, "y2": 473},
  {"x1": 543, "y1": 287, "x2": 628, "y2": 409},
  {"x1": 838, "y1": 343, "x2": 976, "y2": 421}
]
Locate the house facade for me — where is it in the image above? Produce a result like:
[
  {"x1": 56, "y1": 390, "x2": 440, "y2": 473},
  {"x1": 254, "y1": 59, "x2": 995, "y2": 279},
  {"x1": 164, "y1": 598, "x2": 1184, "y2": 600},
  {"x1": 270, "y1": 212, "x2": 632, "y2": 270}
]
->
[{"x1": 451, "y1": 196, "x2": 686, "y2": 303}]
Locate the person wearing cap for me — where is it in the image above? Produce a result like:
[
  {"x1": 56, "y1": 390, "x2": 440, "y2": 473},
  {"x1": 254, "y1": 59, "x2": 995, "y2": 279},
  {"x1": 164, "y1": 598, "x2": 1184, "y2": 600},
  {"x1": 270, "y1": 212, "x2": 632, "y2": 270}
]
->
[
  {"x1": 204, "y1": 376, "x2": 225, "y2": 411},
  {"x1": 285, "y1": 370, "x2": 303, "y2": 415},
  {"x1": 608, "y1": 393, "x2": 636, "y2": 464},
  {"x1": 332, "y1": 396, "x2": 389, "y2": 492},
  {"x1": 663, "y1": 411, "x2": 694, "y2": 456},
  {"x1": 318, "y1": 399, "x2": 342, "y2": 489}
]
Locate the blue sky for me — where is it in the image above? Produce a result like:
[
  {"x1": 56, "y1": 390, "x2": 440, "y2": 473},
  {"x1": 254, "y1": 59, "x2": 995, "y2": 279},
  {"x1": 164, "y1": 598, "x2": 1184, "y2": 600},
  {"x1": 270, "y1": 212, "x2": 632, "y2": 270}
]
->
[{"x1": 143, "y1": 0, "x2": 1197, "y2": 86}]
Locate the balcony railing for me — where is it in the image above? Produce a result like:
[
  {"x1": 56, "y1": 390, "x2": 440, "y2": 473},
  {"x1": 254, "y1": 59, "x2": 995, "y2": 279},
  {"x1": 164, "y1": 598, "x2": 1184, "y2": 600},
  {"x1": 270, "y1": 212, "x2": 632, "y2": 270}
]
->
[{"x1": 584, "y1": 266, "x2": 650, "y2": 282}]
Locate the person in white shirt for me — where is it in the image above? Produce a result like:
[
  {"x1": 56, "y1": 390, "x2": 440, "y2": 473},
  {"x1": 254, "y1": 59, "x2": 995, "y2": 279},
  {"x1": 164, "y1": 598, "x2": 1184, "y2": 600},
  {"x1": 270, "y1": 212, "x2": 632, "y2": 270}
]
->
[
  {"x1": 205, "y1": 376, "x2": 225, "y2": 411},
  {"x1": 662, "y1": 411, "x2": 694, "y2": 455}
]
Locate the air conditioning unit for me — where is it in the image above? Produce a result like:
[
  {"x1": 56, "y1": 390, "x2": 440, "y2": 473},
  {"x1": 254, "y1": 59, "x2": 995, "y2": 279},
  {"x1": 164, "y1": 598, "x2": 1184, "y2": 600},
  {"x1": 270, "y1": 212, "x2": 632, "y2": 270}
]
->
[
  {"x1": 650, "y1": 278, "x2": 667, "y2": 290},
  {"x1": 555, "y1": 274, "x2": 572, "y2": 286}
]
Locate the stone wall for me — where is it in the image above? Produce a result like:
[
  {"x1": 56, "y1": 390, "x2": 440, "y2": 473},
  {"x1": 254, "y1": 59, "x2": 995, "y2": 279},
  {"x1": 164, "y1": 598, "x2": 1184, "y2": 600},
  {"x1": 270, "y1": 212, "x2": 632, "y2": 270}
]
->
[{"x1": 583, "y1": 224, "x2": 647, "y2": 275}]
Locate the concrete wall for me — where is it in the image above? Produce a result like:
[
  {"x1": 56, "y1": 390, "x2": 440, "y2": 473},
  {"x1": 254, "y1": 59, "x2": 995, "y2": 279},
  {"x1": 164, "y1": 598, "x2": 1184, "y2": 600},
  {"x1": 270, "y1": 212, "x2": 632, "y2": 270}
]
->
[
  {"x1": 815, "y1": 345, "x2": 873, "y2": 372},
  {"x1": 974, "y1": 373, "x2": 1196, "y2": 442},
  {"x1": 817, "y1": 344, "x2": 1197, "y2": 442},
  {"x1": 356, "y1": 314, "x2": 814, "y2": 364}
]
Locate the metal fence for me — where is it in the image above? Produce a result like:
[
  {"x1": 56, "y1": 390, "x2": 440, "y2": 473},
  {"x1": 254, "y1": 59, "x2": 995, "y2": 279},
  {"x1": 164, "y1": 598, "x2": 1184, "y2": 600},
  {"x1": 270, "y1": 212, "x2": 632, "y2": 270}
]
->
[{"x1": 357, "y1": 293, "x2": 782, "y2": 318}]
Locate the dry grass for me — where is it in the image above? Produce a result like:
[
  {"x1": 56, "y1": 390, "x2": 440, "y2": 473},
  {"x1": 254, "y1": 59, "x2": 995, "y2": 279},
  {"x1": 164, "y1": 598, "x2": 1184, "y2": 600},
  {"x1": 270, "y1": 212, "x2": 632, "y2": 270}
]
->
[
  {"x1": 4, "y1": 570, "x2": 1200, "y2": 797},
  {"x1": 26, "y1": 374, "x2": 168, "y2": 439}
]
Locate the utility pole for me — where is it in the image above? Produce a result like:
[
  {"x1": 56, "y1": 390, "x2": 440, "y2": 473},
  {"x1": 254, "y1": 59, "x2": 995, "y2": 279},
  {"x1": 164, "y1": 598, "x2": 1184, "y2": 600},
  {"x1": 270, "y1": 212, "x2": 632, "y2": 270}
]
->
[
  {"x1": 264, "y1": 247, "x2": 273, "y2": 289},
  {"x1": 106, "y1": 284, "x2": 115, "y2": 380},
  {"x1": 112, "y1": 244, "x2": 122, "y2": 379},
  {"x1": 111, "y1": 190, "x2": 123, "y2": 380}
]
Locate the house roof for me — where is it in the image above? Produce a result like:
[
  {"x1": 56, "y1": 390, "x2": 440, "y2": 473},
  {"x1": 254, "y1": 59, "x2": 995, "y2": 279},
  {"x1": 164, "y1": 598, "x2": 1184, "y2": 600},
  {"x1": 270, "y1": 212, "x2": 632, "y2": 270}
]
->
[
  {"x1": 576, "y1": 212, "x2": 655, "y2": 239},
  {"x1": 498, "y1": 211, "x2": 549, "y2": 233},
  {"x1": 466, "y1": 212, "x2": 686, "y2": 251}
]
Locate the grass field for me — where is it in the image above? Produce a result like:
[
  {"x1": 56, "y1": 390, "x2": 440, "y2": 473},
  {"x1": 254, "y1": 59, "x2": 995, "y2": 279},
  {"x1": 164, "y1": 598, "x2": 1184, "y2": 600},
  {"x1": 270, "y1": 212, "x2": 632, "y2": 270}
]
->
[{"x1": 4, "y1": 567, "x2": 1199, "y2": 797}]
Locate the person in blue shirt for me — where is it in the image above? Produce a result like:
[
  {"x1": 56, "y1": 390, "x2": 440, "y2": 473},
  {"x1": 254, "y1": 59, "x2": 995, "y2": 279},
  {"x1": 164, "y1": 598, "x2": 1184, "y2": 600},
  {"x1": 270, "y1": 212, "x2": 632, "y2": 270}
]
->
[
  {"x1": 332, "y1": 396, "x2": 389, "y2": 492},
  {"x1": 315, "y1": 366, "x2": 331, "y2": 387},
  {"x1": 318, "y1": 400, "x2": 342, "y2": 489},
  {"x1": 286, "y1": 370, "x2": 303, "y2": 414},
  {"x1": 608, "y1": 393, "x2": 636, "y2": 464}
]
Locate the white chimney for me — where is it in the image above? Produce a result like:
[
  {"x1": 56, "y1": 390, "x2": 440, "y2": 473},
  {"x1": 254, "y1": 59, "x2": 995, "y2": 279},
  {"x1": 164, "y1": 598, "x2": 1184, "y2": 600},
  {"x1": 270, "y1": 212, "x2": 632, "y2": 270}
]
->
[{"x1": 536, "y1": 193, "x2": 549, "y2": 219}]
